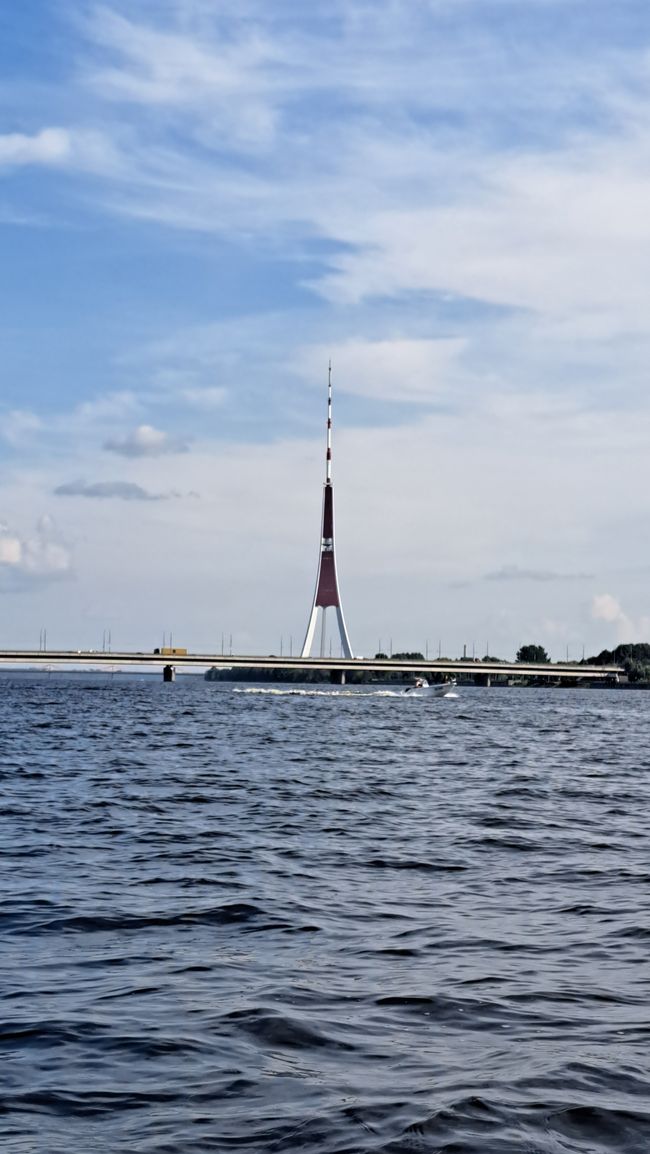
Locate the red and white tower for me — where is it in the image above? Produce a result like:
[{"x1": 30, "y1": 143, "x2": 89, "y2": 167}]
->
[{"x1": 301, "y1": 364, "x2": 354, "y2": 659}]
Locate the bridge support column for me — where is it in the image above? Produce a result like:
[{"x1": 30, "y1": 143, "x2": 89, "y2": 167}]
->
[
  {"x1": 163, "y1": 664, "x2": 176, "y2": 683},
  {"x1": 330, "y1": 669, "x2": 345, "y2": 685},
  {"x1": 474, "y1": 672, "x2": 491, "y2": 687}
]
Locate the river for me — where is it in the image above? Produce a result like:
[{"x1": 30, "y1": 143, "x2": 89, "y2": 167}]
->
[{"x1": 1, "y1": 677, "x2": 649, "y2": 1152}]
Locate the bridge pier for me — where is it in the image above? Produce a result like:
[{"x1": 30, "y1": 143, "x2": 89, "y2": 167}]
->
[
  {"x1": 330, "y1": 669, "x2": 346, "y2": 685},
  {"x1": 163, "y1": 664, "x2": 176, "y2": 683},
  {"x1": 474, "y1": 672, "x2": 491, "y2": 687}
]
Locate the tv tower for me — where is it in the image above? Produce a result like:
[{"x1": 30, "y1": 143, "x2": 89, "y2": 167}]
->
[{"x1": 301, "y1": 364, "x2": 354, "y2": 659}]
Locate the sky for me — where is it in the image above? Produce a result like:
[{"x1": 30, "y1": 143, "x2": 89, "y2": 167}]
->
[{"x1": 1, "y1": 0, "x2": 650, "y2": 659}]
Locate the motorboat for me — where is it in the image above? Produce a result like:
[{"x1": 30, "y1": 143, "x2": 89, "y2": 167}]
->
[
  {"x1": 404, "y1": 677, "x2": 457, "y2": 697},
  {"x1": 433, "y1": 679, "x2": 457, "y2": 697}
]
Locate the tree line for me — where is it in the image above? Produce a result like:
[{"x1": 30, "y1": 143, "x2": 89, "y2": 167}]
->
[
  {"x1": 205, "y1": 643, "x2": 650, "y2": 684},
  {"x1": 586, "y1": 643, "x2": 650, "y2": 683}
]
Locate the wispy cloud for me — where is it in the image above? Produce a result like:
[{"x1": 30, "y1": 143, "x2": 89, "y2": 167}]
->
[
  {"x1": 54, "y1": 479, "x2": 175, "y2": 501},
  {"x1": 83, "y1": 6, "x2": 283, "y2": 149},
  {"x1": 8, "y1": 4, "x2": 650, "y2": 349},
  {"x1": 485, "y1": 565, "x2": 594, "y2": 583},
  {"x1": 36, "y1": 1, "x2": 645, "y2": 358},
  {"x1": 314, "y1": 134, "x2": 650, "y2": 339},
  {"x1": 0, "y1": 125, "x2": 121, "y2": 177},
  {"x1": 103, "y1": 424, "x2": 190, "y2": 457},
  {"x1": 0, "y1": 128, "x2": 71, "y2": 167}
]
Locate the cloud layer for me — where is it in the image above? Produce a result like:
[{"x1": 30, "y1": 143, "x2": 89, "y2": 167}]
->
[{"x1": 0, "y1": 2, "x2": 649, "y2": 653}]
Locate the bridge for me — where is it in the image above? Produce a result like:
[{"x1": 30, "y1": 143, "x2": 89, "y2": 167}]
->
[{"x1": 0, "y1": 649, "x2": 623, "y2": 684}]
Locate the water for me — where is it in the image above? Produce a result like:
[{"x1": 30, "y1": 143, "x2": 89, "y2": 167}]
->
[{"x1": 1, "y1": 677, "x2": 649, "y2": 1153}]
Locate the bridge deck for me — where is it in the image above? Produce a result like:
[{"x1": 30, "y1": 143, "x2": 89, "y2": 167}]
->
[{"x1": 0, "y1": 650, "x2": 623, "y2": 680}]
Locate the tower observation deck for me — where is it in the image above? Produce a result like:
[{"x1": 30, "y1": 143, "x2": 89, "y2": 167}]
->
[{"x1": 301, "y1": 365, "x2": 354, "y2": 659}]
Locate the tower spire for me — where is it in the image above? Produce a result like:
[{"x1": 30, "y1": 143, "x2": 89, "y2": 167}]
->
[
  {"x1": 301, "y1": 365, "x2": 354, "y2": 659},
  {"x1": 326, "y1": 359, "x2": 332, "y2": 483}
]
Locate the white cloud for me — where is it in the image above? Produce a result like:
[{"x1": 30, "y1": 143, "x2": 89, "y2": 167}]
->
[
  {"x1": 0, "y1": 126, "x2": 120, "y2": 177},
  {"x1": 73, "y1": 391, "x2": 140, "y2": 424},
  {"x1": 0, "y1": 392, "x2": 147, "y2": 456},
  {"x1": 592, "y1": 593, "x2": 626, "y2": 624},
  {"x1": 178, "y1": 386, "x2": 226, "y2": 410},
  {"x1": 0, "y1": 410, "x2": 44, "y2": 446},
  {"x1": 0, "y1": 128, "x2": 72, "y2": 167},
  {"x1": 0, "y1": 535, "x2": 22, "y2": 565},
  {"x1": 103, "y1": 424, "x2": 190, "y2": 456},
  {"x1": 293, "y1": 338, "x2": 466, "y2": 403},
  {"x1": 0, "y1": 517, "x2": 72, "y2": 588},
  {"x1": 591, "y1": 593, "x2": 650, "y2": 643}
]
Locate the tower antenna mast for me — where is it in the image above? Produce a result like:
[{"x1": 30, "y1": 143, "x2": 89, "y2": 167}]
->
[{"x1": 301, "y1": 363, "x2": 354, "y2": 659}]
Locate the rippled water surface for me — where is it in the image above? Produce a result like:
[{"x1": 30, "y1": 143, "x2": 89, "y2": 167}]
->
[{"x1": 1, "y1": 677, "x2": 650, "y2": 1153}]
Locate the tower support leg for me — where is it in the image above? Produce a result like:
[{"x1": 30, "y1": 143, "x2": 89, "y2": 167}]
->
[
  {"x1": 330, "y1": 669, "x2": 346, "y2": 685},
  {"x1": 301, "y1": 602, "x2": 319, "y2": 658},
  {"x1": 335, "y1": 605, "x2": 353, "y2": 659}
]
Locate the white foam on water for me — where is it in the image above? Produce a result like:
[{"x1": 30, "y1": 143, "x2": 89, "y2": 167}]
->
[
  {"x1": 232, "y1": 687, "x2": 458, "y2": 699},
  {"x1": 233, "y1": 687, "x2": 405, "y2": 697}
]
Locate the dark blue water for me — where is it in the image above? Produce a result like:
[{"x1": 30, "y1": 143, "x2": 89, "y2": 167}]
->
[{"x1": 1, "y1": 677, "x2": 649, "y2": 1153}]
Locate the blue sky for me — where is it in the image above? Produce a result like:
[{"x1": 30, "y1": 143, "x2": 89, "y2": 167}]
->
[{"x1": 1, "y1": 0, "x2": 650, "y2": 657}]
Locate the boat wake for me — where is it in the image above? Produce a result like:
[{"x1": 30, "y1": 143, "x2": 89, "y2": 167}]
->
[{"x1": 233, "y1": 687, "x2": 457, "y2": 699}]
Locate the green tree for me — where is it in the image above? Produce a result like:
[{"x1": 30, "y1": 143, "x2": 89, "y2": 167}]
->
[
  {"x1": 516, "y1": 644, "x2": 550, "y2": 663},
  {"x1": 589, "y1": 643, "x2": 650, "y2": 683}
]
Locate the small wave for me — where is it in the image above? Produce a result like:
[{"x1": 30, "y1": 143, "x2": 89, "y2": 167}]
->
[
  {"x1": 224, "y1": 1006, "x2": 357, "y2": 1052},
  {"x1": 545, "y1": 1102, "x2": 650, "y2": 1147},
  {"x1": 0, "y1": 1018, "x2": 208, "y2": 1058},
  {"x1": 366, "y1": 856, "x2": 467, "y2": 872},
  {"x1": 7, "y1": 901, "x2": 302, "y2": 936},
  {"x1": 373, "y1": 993, "x2": 582, "y2": 1033},
  {"x1": 4, "y1": 1087, "x2": 181, "y2": 1117},
  {"x1": 610, "y1": 924, "x2": 650, "y2": 940}
]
